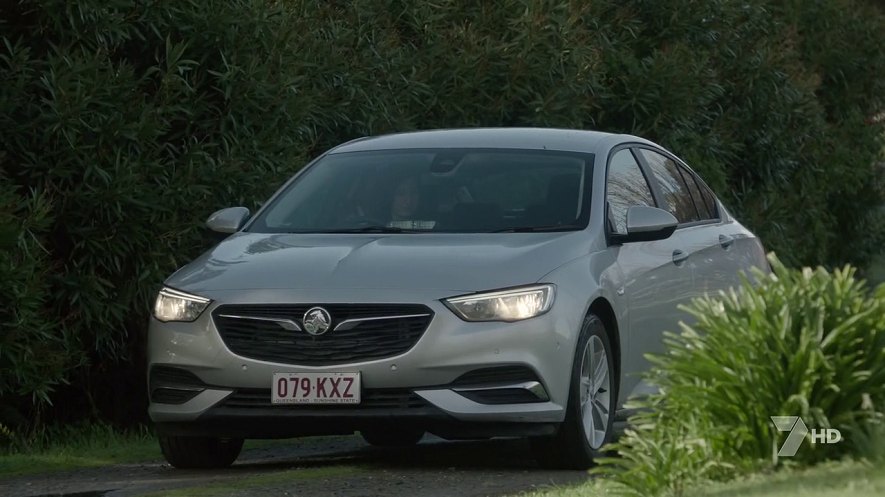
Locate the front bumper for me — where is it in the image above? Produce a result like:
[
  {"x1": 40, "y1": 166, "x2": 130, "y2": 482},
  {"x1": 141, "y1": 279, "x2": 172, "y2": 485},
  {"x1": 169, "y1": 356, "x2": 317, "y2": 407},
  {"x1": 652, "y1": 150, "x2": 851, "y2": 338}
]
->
[
  {"x1": 148, "y1": 288, "x2": 577, "y2": 438},
  {"x1": 152, "y1": 385, "x2": 558, "y2": 440}
]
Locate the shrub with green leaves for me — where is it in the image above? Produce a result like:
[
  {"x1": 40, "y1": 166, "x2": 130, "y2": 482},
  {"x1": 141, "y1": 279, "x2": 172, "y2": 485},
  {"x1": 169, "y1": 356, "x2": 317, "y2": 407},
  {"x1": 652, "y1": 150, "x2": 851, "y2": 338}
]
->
[
  {"x1": 0, "y1": 0, "x2": 312, "y2": 427},
  {"x1": 597, "y1": 256, "x2": 885, "y2": 497}
]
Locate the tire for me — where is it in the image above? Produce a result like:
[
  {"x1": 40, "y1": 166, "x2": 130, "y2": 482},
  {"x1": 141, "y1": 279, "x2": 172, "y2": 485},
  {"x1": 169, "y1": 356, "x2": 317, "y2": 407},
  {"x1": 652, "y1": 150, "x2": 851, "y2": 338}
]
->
[
  {"x1": 158, "y1": 435, "x2": 244, "y2": 469},
  {"x1": 361, "y1": 427, "x2": 425, "y2": 447},
  {"x1": 531, "y1": 314, "x2": 617, "y2": 469}
]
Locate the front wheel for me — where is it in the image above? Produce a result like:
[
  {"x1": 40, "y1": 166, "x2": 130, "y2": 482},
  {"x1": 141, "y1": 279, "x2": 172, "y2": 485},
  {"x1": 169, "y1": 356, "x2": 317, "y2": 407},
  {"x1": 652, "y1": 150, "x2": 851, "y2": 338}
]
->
[
  {"x1": 158, "y1": 435, "x2": 244, "y2": 469},
  {"x1": 531, "y1": 314, "x2": 617, "y2": 469}
]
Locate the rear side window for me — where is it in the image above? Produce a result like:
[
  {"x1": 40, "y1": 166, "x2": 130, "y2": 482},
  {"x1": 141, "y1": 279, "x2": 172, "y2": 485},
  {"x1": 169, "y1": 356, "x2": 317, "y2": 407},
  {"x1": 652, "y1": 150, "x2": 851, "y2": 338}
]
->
[
  {"x1": 640, "y1": 149, "x2": 699, "y2": 224},
  {"x1": 696, "y1": 176, "x2": 719, "y2": 219},
  {"x1": 680, "y1": 168, "x2": 712, "y2": 220},
  {"x1": 606, "y1": 149, "x2": 656, "y2": 235}
]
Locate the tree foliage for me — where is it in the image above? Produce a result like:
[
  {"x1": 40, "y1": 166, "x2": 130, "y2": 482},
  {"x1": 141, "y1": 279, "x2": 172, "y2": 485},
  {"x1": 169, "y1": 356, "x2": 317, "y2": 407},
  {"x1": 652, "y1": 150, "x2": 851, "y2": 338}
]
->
[{"x1": 1, "y1": 0, "x2": 883, "y2": 427}]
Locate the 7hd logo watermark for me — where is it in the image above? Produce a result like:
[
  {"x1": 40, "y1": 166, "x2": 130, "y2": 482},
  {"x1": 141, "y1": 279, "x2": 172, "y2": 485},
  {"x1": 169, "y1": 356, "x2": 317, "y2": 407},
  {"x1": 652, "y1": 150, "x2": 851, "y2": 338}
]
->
[{"x1": 770, "y1": 416, "x2": 843, "y2": 457}]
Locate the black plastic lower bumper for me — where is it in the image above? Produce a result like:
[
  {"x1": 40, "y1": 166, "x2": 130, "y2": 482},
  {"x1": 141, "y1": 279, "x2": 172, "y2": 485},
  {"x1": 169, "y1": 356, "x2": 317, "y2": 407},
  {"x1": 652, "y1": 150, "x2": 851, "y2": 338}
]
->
[{"x1": 155, "y1": 404, "x2": 557, "y2": 440}]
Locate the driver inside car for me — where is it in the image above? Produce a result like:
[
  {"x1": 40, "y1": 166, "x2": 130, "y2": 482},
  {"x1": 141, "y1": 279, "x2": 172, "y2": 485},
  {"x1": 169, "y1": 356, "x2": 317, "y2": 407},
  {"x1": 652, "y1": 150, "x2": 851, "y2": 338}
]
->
[{"x1": 387, "y1": 176, "x2": 435, "y2": 230}]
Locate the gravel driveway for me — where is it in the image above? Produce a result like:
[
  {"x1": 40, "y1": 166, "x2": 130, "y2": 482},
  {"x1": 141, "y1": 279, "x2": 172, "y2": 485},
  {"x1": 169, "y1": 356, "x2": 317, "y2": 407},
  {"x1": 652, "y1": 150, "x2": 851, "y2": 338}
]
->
[{"x1": 0, "y1": 435, "x2": 592, "y2": 497}]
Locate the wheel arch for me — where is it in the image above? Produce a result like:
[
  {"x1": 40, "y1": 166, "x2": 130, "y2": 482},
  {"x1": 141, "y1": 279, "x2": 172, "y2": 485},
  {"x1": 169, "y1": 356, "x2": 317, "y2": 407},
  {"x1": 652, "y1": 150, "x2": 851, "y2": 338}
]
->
[{"x1": 587, "y1": 297, "x2": 620, "y2": 393}]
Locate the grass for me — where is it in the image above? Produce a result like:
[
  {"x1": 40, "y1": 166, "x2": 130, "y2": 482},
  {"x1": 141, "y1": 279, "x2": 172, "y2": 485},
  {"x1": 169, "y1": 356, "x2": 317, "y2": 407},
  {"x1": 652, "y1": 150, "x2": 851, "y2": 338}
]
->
[
  {"x1": 2, "y1": 423, "x2": 883, "y2": 496},
  {"x1": 0, "y1": 423, "x2": 302, "y2": 480},
  {"x1": 692, "y1": 460, "x2": 885, "y2": 497},
  {"x1": 519, "y1": 460, "x2": 885, "y2": 497},
  {"x1": 0, "y1": 423, "x2": 160, "y2": 479},
  {"x1": 143, "y1": 466, "x2": 362, "y2": 497}
]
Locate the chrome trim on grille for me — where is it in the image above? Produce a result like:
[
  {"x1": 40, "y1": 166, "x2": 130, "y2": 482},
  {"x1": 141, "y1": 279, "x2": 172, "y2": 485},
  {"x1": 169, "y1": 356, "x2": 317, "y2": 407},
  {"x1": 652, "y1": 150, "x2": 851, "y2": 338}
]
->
[
  {"x1": 217, "y1": 314, "x2": 302, "y2": 331},
  {"x1": 333, "y1": 313, "x2": 432, "y2": 331}
]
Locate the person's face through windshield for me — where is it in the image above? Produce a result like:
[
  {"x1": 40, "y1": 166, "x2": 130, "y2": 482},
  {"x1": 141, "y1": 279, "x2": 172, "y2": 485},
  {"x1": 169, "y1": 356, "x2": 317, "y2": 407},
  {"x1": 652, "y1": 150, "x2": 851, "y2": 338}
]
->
[{"x1": 390, "y1": 177, "x2": 420, "y2": 221}]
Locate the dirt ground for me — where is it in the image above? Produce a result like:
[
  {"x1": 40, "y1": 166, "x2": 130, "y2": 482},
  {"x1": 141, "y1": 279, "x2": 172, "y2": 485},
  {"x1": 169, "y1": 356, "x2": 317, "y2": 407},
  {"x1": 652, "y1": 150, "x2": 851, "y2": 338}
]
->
[{"x1": 0, "y1": 435, "x2": 593, "y2": 497}]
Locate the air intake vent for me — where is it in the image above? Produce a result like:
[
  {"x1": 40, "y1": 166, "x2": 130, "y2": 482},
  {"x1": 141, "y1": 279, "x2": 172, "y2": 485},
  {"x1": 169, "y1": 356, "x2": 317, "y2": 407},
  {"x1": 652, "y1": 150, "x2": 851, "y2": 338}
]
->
[
  {"x1": 457, "y1": 388, "x2": 544, "y2": 405},
  {"x1": 149, "y1": 366, "x2": 206, "y2": 405},
  {"x1": 151, "y1": 388, "x2": 202, "y2": 404},
  {"x1": 150, "y1": 366, "x2": 206, "y2": 388},
  {"x1": 451, "y1": 365, "x2": 540, "y2": 387}
]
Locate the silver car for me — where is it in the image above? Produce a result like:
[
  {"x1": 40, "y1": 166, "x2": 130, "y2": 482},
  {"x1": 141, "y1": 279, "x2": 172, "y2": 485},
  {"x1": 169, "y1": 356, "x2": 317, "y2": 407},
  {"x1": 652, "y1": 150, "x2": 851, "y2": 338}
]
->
[{"x1": 148, "y1": 128, "x2": 767, "y2": 469}]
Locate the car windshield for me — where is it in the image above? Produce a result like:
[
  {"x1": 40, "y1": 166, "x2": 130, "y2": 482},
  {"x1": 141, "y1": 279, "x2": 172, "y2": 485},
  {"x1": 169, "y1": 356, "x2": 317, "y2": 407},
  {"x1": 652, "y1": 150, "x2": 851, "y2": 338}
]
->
[{"x1": 247, "y1": 148, "x2": 593, "y2": 234}]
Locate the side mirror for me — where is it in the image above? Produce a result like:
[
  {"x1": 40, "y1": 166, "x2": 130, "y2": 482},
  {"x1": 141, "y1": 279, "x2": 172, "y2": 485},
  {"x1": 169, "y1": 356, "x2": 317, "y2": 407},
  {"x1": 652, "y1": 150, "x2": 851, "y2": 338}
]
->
[
  {"x1": 206, "y1": 207, "x2": 250, "y2": 234},
  {"x1": 610, "y1": 206, "x2": 678, "y2": 244}
]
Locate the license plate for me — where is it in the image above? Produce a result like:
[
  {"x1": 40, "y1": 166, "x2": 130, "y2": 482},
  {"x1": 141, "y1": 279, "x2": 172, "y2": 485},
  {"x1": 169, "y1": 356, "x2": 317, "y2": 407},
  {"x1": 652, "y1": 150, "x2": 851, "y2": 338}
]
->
[{"x1": 271, "y1": 372, "x2": 361, "y2": 405}]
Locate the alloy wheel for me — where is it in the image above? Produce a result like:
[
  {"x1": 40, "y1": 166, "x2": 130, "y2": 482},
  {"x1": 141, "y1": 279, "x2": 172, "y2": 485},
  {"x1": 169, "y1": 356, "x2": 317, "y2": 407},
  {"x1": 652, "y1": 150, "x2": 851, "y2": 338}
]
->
[{"x1": 579, "y1": 334, "x2": 611, "y2": 449}]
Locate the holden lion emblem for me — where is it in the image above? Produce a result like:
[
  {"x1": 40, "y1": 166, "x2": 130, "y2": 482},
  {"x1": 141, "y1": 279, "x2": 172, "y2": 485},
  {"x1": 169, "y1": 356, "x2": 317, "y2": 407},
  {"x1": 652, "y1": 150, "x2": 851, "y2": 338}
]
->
[{"x1": 302, "y1": 307, "x2": 332, "y2": 336}]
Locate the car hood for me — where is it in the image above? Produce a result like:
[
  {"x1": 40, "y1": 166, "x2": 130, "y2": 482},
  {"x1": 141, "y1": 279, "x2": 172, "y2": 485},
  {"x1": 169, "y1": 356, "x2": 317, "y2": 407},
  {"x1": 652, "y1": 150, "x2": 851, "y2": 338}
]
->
[{"x1": 166, "y1": 232, "x2": 590, "y2": 294}]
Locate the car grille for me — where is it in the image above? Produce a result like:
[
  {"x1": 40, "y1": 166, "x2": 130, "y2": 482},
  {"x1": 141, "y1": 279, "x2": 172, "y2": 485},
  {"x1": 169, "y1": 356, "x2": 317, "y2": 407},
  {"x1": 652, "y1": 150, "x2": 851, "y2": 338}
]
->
[
  {"x1": 221, "y1": 388, "x2": 428, "y2": 410},
  {"x1": 212, "y1": 304, "x2": 434, "y2": 366}
]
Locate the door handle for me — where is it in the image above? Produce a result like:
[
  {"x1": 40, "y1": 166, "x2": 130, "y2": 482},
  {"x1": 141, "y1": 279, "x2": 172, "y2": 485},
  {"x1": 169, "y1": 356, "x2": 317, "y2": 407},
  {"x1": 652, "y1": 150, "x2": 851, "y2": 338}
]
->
[
  {"x1": 719, "y1": 234, "x2": 735, "y2": 249},
  {"x1": 672, "y1": 249, "x2": 689, "y2": 265}
]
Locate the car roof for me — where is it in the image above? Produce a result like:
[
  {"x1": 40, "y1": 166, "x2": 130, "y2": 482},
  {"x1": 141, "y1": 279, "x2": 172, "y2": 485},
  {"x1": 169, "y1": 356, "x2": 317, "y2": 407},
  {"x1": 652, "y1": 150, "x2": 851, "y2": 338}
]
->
[{"x1": 328, "y1": 127, "x2": 646, "y2": 155}]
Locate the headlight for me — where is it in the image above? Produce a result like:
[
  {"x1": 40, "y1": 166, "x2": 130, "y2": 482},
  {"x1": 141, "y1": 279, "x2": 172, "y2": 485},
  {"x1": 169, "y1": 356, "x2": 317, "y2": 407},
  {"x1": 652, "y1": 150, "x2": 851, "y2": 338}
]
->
[
  {"x1": 153, "y1": 287, "x2": 211, "y2": 322},
  {"x1": 444, "y1": 284, "x2": 555, "y2": 322}
]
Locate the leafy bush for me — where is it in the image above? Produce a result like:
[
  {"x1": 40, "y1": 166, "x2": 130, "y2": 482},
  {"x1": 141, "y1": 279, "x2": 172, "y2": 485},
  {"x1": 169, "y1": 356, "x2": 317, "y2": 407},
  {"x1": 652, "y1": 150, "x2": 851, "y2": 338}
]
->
[
  {"x1": 1, "y1": 0, "x2": 883, "y2": 428},
  {"x1": 0, "y1": 179, "x2": 71, "y2": 406},
  {"x1": 597, "y1": 256, "x2": 885, "y2": 496},
  {"x1": 0, "y1": 0, "x2": 312, "y2": 426}
]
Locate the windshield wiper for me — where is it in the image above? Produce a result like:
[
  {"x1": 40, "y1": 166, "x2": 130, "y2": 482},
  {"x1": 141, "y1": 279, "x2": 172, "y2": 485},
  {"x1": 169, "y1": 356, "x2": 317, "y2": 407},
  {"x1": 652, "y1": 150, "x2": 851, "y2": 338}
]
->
[
  {"x1": 492, "y1": 224, "x2": 584, "y2": 233},
  {"x1": 319, "y1": 225, "x2": 414, "y2": 233}
]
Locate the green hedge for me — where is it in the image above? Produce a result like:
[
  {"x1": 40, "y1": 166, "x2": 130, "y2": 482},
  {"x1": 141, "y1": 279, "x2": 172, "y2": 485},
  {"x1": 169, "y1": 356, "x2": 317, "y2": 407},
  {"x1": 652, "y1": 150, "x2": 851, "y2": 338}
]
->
[{"x1": 1, "y1": 0, "x2": 883, "y2": 429}]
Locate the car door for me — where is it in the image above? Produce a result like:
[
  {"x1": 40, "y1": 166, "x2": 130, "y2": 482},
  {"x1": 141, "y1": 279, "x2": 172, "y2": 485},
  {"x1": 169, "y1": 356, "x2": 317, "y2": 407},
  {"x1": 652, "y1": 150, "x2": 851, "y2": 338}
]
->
[
  {"x1": 605, "y1": 146, "x2": 694, "y2": 400},
  {"x1": 637, "y1": 148, "x2": 732, "y2": 300},
  {"x1": 643, "y1": 150, "x2": 756, "y2": 297},
  {"x1": 679, "y1": 163, "x2": 754, "y2": 293}
]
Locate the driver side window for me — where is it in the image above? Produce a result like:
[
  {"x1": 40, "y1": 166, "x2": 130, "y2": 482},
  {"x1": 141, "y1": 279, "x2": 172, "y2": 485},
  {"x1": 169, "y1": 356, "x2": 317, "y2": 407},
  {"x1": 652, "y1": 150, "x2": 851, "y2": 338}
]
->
[{"x1": 607, "y1": 149, "x2": 655, "y2": 235}]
